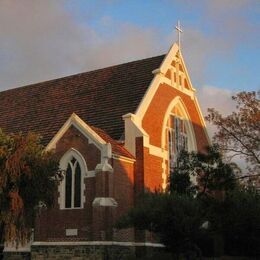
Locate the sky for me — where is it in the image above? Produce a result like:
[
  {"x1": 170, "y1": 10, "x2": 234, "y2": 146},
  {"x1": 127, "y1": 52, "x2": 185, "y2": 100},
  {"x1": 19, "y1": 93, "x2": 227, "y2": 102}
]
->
[{"x1": 0, "y1": 0, "x2": 259, "y2": 129}]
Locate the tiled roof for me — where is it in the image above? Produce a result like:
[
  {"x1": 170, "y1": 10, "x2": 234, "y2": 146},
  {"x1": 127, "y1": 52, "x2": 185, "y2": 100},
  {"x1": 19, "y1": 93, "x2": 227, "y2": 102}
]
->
[
  {"x1": 0, "y1": 55, "x2": 164, "y2": 150},
  {"x1": 90, "y1": 126, "x2": 135, "y2": 159}
]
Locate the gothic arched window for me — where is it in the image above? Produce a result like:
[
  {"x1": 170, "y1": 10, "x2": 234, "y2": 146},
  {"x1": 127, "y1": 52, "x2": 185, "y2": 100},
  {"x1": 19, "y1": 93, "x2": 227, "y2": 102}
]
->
[
  {"x1": 59, "y1": 149, "x2": 87, "y2": 209},
  {"x1": 167, "y1": 107, "x2": 189, "y2": 173}
]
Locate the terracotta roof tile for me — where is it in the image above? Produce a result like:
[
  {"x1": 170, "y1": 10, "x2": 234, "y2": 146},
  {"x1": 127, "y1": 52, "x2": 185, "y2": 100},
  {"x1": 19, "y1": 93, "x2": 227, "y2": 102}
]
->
[
  {"x1": 0, "y1": 55, "x2": 165, "y2": 150},
  {"x1": 90, "y1": 126, "x2": 134, "y2": 159}
]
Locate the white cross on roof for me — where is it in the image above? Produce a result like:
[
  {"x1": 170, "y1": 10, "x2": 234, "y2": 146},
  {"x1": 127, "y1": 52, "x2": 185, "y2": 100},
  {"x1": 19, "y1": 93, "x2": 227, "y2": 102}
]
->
[{"x1": 175, "y1": 20, "x2": 183, "y2": 50}]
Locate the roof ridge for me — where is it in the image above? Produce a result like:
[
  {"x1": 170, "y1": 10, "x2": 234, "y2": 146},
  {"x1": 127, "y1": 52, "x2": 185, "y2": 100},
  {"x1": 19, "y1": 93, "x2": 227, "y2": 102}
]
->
[{"x1": 0, "y1": 54, "x2": 165, "y2": 94}]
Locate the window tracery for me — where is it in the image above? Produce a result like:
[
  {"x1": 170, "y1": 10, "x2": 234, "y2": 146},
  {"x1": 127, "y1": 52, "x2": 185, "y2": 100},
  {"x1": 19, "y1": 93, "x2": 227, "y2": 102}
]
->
[
  {"x1": 167, "y1": 107, "x2": 189, "y2": 173},
  {"x1": 59, "y1": 149, "x2": 86, "y2": 209}
]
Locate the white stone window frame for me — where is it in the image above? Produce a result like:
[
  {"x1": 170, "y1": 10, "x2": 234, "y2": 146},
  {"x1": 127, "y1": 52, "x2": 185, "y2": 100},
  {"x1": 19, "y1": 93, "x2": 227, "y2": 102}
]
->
[
  {"x1": 162, "y1": 98, "x2": 197, "y2": 153},
  {"x1": 59, "y1": 148, "x2": 87, "y2": 210},
  {"x1": 161, "y1": 97, "x2": 197, "y2": 188}
]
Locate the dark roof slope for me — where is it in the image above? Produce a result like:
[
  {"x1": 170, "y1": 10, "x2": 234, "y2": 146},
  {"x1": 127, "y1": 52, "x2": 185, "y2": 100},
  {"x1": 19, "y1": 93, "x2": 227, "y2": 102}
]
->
[
  {"x1": 0, "y1": 55, "x2": 164, "y2": 145},
  {"x1": 91, "y1": 126, "x2": 135, "y2": 159}
]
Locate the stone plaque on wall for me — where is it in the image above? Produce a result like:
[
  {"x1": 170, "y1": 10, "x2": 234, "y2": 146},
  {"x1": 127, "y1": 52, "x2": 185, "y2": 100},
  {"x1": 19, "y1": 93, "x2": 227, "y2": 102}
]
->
[{"x1": 66, "y1": 229, "x2": 78, "y2": 236}]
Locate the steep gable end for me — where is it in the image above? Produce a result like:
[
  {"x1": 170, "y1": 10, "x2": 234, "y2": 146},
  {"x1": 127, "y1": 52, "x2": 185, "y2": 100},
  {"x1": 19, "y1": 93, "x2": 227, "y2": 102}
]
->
[
  {"x1": 136, "y1": 43, "x2": 198, "y2": 118},
  {"x1": 123, "y1": 43, "x2": 209, "y2": 156}
]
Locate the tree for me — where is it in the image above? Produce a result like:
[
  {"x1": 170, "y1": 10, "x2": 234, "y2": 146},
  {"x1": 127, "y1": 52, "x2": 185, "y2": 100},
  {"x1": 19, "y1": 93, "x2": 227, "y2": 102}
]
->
[
  {"x1": 206, "y1": 91, "x2": 260, "y2": 174},
  {"x1": 116, "y1": 146, "x2": 239, "y2": 258},
  {"x1": 209, "y1": 187, "x2": 260, "y2": 257},
  {"x1": 116, "y1": 192, "x2": 204, "y2": 258},
  {"x1": 169, "y1": 146, "x2": 237, "y2": 197},
  {"x1": 0, "y1": 129, "x2": 61, "y2": 246}
]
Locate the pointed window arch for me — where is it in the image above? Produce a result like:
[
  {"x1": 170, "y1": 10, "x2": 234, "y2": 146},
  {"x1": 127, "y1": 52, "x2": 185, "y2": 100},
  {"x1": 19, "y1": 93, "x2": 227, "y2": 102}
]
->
[
  {"x1": 161, "y1": 97, "x2": 197, "y2": 183},
  {"x1": 167, "y1": 106, "x2": 189, "y2": 172},
  {"x1": 59, "y1": 149, "x2": 87, "y2": 209}
]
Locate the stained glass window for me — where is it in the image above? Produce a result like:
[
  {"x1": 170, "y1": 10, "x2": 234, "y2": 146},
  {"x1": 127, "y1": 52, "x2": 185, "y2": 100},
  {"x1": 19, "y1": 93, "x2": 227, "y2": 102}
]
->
[{"x1": 167, "y1": 114, "x2": 188, "y2": 173}]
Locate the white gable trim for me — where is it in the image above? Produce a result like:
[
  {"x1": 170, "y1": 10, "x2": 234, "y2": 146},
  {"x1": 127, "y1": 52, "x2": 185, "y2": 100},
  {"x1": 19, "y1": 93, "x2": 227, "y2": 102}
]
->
[
  {"x1": 136, "y1": 43, "x2": 198, "y2": 118},
  {"x1": 135, "y1": 43, "x2": 208, "y2": 143},
  {"x1": 135, "y1": 43, "x2": 179, "y2": 118},
  {"x1": 46, "y1": 112, "x2": 114, "y2": 170},
  {"x1": 194, "y1": 96, "x2": 211, "y2": 144},
  {"x1": 160, "y1": 43, "x2": 179, "y2": 74},
  {"x1": 178, "y1": 51, "x2": 196, "y2": 92},
  {"x1": 46, "y1": 113, "x2": 106, "y2": 152}
]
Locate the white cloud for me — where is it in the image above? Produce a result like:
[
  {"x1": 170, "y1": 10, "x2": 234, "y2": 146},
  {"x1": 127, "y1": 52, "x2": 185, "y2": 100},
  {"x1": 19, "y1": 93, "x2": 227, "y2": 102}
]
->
[
  {"x1": 181, "y1": 29, "x2": 231, "y2": 85},
  {"x1": 0, "y1": 0, "x2": 92, "y2": 90},
  {"x1": 196, "y1": 85, "x2": 236, "y2": 139},
  {"x1": 81, "y1": 23, "x2": 164, "y2": 70},
  {"x1": 172, "y1": 0, "x2": 259, "y2": 85},
  {"x1": 0, "y1": 1, "x2": 163, "y2": 91},
  {"x1": 197, "y1": 85, "x2": 248, "y2": 172}
]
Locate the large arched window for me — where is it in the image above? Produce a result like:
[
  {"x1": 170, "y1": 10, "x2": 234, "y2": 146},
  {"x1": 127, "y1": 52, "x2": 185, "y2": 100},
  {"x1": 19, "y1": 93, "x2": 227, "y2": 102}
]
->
[
  {"x1": 161, "y1": 97, "x2": 198, "y2": 189},
  {"x1": 59, "y1": 149, "x2": 87, "y2": 209},
  {"x1": 162, "y1": 98, "x2": 197, "y2": 181},
  {"x1": 167, "y1": 107, "x2": 189, "y2": 173}
]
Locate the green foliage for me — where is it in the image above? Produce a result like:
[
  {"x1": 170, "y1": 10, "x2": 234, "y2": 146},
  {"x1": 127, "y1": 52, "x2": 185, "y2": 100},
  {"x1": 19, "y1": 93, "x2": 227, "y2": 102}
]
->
[
  {"x1": 169, "y1": 145, "x2": 237, "y2": 196},
  {"x1": 116, "y1": 146, "x2": 260, "y2": 257},
  {"x1": 208, "y1": 188, "x2": 260, "y2": 256},
  {"x1": 195, "y1": 145, "x2": 238, "y2": 195},
  {"x1": 169, "y1": 150, "x2": 197, "y2": 196},
  {"x1": 116, "y1": 192, "x2": 204, "y2": 258},
  {"x1": 206, "y1": 91, "x2": 260, "y2": 174},
  {"x1": 0, "y1": 129, "x2": 61, "y2": 244}
]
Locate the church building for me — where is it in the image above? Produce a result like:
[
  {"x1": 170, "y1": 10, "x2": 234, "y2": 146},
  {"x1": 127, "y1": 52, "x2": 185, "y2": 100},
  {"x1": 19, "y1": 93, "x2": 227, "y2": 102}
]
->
[{"x1": 0, "y1": 43, "x2": 209, "y2": 259}]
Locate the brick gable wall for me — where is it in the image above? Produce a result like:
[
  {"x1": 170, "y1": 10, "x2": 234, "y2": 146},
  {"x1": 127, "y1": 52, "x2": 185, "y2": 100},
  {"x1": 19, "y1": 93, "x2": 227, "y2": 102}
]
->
[
  {"x1": 35, "y1": 125, "x2": 135, "y2": 242},
  {"x1": 139, "y1": 83, "x2": 209, "y2": 191},
  {"x1": 142, "y1": 83, "x2": 208, "y2": 150}
]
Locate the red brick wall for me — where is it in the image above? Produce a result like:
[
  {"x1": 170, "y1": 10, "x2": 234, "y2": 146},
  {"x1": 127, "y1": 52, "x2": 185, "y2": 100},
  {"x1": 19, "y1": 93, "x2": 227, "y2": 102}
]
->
[
  {"x1": 139, "y1": 83, "x2": 209, "y2": 192},
  {"x1": 35, "y1": 83, "x2": 209, "y2": 243},
  {"x1": 143, "y1": 148, "x2": 163, "y2": 191},
  {"x1": 134, "y1": 137, "x2": 145, "y2": 196},
  {"x1": 134, "y1": 138, "x2": 163, "y2": 192},
  {"x1": 35, "y1": 126, "x2": 99, "y2": 241},
  {"x1": 112, "y1": 159, "x2": 135, "y2": 241},
  {"x1": 55, "y1": 125, "x2": 101, "y2": 170},
  {"x1": 142, "y1": 83, "x2": 209, "y2": 151},
  {"x1": 35, "y1": 125, "x2": 136, "y2": 242}
]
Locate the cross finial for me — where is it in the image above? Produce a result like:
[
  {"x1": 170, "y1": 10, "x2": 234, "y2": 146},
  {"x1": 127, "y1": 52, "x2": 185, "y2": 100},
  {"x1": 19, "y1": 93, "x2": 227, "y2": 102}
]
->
[{"x1": 175, "y1": 20, "x2": 183, "y2": 50}]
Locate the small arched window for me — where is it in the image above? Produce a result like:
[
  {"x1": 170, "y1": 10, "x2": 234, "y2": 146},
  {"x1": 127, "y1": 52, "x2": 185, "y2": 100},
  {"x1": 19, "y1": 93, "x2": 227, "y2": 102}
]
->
[{"x1": 59, "y1": 149, "x2": 87, "y2": 209}]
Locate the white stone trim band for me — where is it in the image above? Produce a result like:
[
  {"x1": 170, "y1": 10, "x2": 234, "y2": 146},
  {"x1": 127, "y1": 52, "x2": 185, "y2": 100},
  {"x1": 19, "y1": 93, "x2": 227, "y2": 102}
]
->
[{"x1": 32, "y1": 241, "x2": 165, "y2": 248}]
